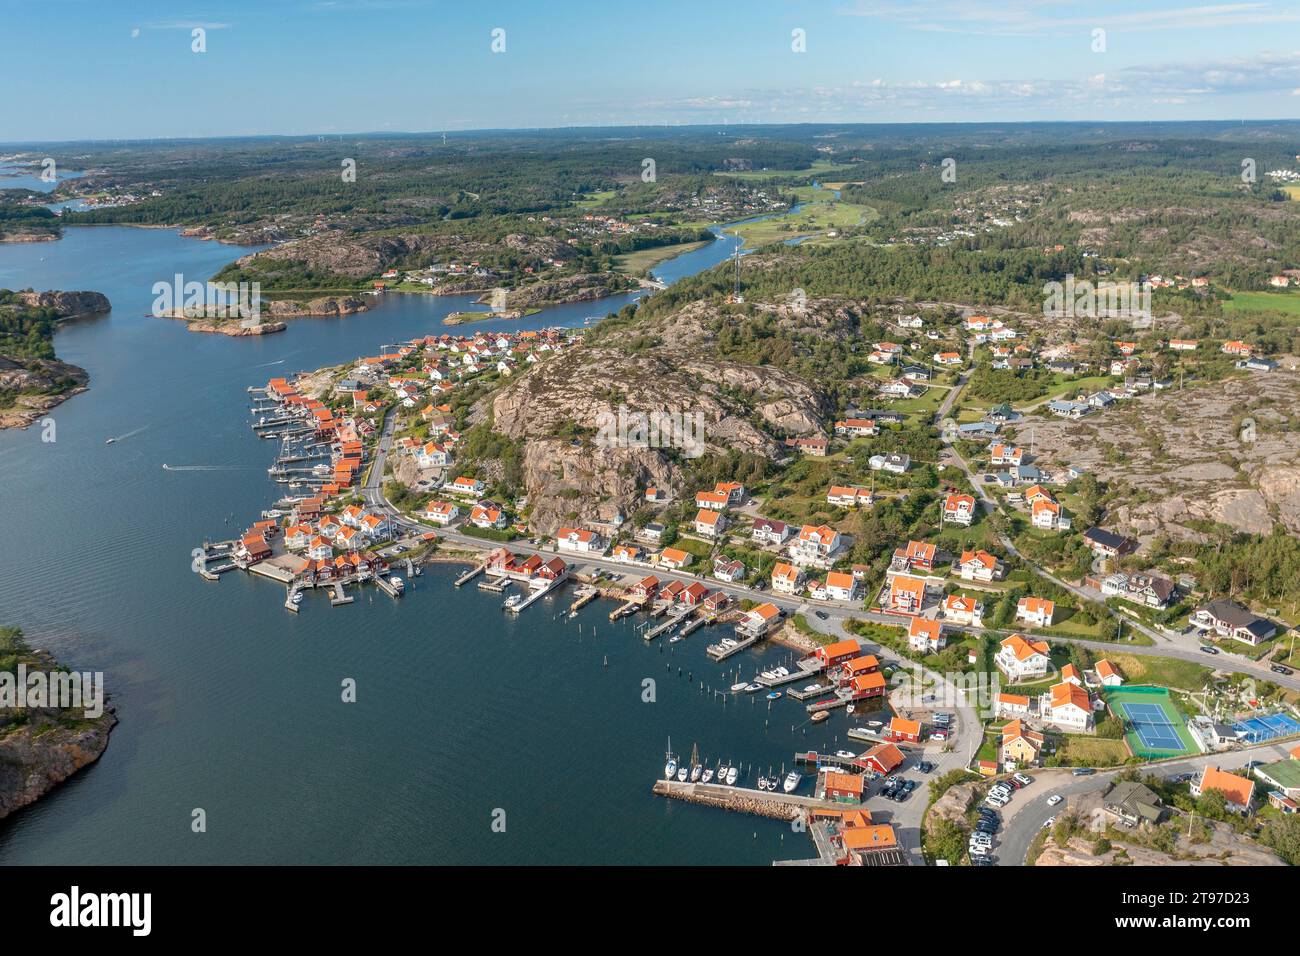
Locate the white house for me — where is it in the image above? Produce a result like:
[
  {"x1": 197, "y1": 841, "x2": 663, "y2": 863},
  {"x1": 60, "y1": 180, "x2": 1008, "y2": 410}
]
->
[
  {"x1": 556, "y1": 527, "x2": 604, "y2": 553},
  {"x1": 942, "y1": 493, "x2": 977, "y2": 526},
  {"x1": 1016, "y1": 597, "x2": 1056, "y2": 628},
  {"x1": 943, "y1": 594, "x2": 983, "y2": 628},
  {"x1": 1039, "y1": 681, "x2": 1092, "y2": 732},
  {"x1": 995, "y1": 634, "x2": 1051, "y2": 681},
  {"x1": 423, "y1": 501, "x2": 459, "y2": 525},
  {"x1": 956, "y1": 549, "x2": 1003, "y2": 583}
]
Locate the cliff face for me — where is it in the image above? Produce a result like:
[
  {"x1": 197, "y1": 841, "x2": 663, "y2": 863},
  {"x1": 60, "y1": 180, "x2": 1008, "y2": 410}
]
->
[
  {"x1": 0, "y1": 356, "x2": 90, "y2": 429},
  {"x1": 486, "y1": 298, "x2": 829, "y2": 535},
  {"x1": 0, "y1": 710, "x2": 116, "y2": 820},
  {"x1": 15, "y1": 289, "x2": 111, "y2": 317},
  {"x1": 263, "y1": 296, "x2": 369, "y2": 318},
  {"x1": 0, "y1": 635, "x2": 116, "y2": 822}
]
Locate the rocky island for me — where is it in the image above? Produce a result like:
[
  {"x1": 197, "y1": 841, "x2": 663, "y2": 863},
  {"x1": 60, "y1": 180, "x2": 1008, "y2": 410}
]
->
[
  {"x1": 0, "y1": 626, "x2": 116, "y2": 822},
  {"x1": 0, "y1": 289, "x2": 110, "y2": 429}
]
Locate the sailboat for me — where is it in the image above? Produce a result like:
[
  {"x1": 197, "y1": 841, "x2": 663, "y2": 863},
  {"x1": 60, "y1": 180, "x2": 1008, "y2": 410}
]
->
[
  {"x1": 663, "y1": 737, "x2": 677, "y2": 781},
  {"x1": 688, "y1": 743, "x2": 702, "y2": 782}
]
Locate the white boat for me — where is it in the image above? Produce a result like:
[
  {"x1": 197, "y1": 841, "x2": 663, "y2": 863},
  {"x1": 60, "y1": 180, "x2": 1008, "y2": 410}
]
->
[
  {"x1": 701, "y1": 768, "x2": 714, "y2": 784},
  {"x1": 690, "y1": 764, "x2": 702, "y2": 782},
  {"x1": 717, "y1": 764, "x2": 730, "y2": 784},
  {"x1": 834, "y1": 750, "x2": 856, "y2": 760},
  {"x1": 783, "y1": 771, "x2": 801, "y2": 793},
  {"x1": 502, "y1": 593, "x2": 523, "y2": 610},
  {"x1": 290, "y1": 591, "x2": 303, "y2": 605},
  {"x1": 730, "y1": 681, "x2": 750, "y2": 692},
  {"x1": 725, "y1": 766, "x2": 739, "y2": 786},
  {"x1": 759, "y1": 669, "x2": 778, "y2": 681},
  {"x1": 743, "y1": 682, "x2": 762, "y2": 693},
  {"x1": 756, "y1": 775, "x2": 770, "y2": 791},
  {"x1": 104, "y1": 437, "x2": 116, "y2": 445},
  {"x1": 664, "y1": 758, "x2": 677, "y2": 780},
  {"x1": 669, "y1": 634, "x2": 682, "y2": 643},
  {"x1": 772, "y1": 666, "x2": 790, "y2": 678},
  {"x1": 389, "y1": 576, "x2": 405, "y2": 594},
  {"x1": 676, "y1": 766, "x2": 688, "y2": 782}
]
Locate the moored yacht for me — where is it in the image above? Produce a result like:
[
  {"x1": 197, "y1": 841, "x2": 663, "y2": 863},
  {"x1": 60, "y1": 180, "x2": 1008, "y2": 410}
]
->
[{"x1": 783, "y1": 771, "x2": 801, "y2": 793}]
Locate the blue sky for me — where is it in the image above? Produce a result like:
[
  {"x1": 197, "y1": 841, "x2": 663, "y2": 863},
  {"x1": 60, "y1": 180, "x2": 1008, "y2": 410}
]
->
[{"x1": 3, "y1": 0, "x2": 1299, "y2": 141}]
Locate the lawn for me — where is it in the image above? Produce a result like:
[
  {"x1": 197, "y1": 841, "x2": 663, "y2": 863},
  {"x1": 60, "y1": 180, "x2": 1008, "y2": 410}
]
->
[
  {"x1": 725, "y1": 184, "x2": 877, "y2": 247},
  {"x1": 1104, "y1": 654, "x2": 1214, "y2": 691},
  {"x1": 712, "y1": 159, "x2": 860, "y2": 182},
  {"x1": 613, "y1": 239, "x2": 711, "y2": 274},
  {"x1": 1222, "y1": 290, "x2": 1300, "y2": 315},
  {"x1": 1055, "y1": 735, "x2": 1132, "y2": 767},
  {"x1": 1284, "y1": 185, "x2": 1300, "y2": 201}
]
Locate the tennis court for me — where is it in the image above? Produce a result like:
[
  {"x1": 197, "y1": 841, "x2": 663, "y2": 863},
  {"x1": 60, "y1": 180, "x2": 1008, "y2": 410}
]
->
[
  {"x1": 1103, "y1": 685, "x2": 1199, "y2": 758},
  {"x1": 1234, "y1": 712, "x2": 1300, "y2": 744}
]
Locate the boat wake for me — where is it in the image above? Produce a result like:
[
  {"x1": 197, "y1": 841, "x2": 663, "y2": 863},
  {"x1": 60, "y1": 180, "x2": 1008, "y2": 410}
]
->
[
  {"x1": 106, "y1": 425, "x2": 149, "y2": 443},
  {"x1": 161, "y1": 463, "x2": 242, "y2": 471}
]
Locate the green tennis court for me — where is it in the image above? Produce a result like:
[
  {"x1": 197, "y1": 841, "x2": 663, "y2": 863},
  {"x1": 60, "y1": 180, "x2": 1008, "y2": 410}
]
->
[{"x1": 1103, "y1": 685, "x2": 1199, "y2": 758}]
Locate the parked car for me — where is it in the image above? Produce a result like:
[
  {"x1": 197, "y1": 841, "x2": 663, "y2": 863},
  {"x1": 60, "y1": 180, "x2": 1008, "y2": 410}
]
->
[
  {"x1": 1012, "y1": 773, "x2": 1033, "y2": 787},
  {"x1": 1043, "y1": 816, "x2": 1056, "y2": 829},
  {"x1": 1008, "y1": 777, "x2": 1025, "y2": 790},
  {"x1": 1199, "y1": 645, "x2": 1220, "y2": 655},
  {"x1": 969, "y1": 844, "x2": 990, "y2": 857},
  {"x1": 929, "y1": 732, "x2": 948, "y2": 742},
  {"x1": 1271, "y1": 664, "x2": 1294, "y2": 675},
  {"x1": 916, "y1": 760, "x2": 935, "y2": 774},
  {"x1": 903, "y1": 779, "x2": 917, "y2": 793},
  {"x1": 814, "y1": 610, "x2": 829, "y2": 620},
  {"x1": 1047, "y1": 794, "x2": 1063, "y2": 806},
  {"x1": 1071, "y1": 768, "x2": 1096, "y2": 776}
]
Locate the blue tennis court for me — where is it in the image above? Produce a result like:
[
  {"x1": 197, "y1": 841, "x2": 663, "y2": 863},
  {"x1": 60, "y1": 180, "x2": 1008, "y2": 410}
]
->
[
  {"x1": 1122, "y1": 702, "x2": 1184, "y2": 751},
  {"x1": 1235, "y1": 712, "x2": 1300, "y2": 743}
]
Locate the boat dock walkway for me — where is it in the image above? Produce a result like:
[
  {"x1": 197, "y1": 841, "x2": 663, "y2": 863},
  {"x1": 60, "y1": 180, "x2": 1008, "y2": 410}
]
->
[
  {"x1": 567, "y1": 585, "x2": 599, "y2": 616},
  {"x1": 376, "y1": 575, "x2": 403, "y2": 598},
  {"x1": 794, "y1": 751, "x2": 871, "y2": 774},
  {"x1": 329, "y1": 583, "x2": 353, "y2": 606},
  {"x1": 454, "y1": 564, "x2": 485, "y2": 587},
  {"x1": 788, "y1": 682, "x2": 834, "y2": 701},
  {"x1": 652, "y1": 779, "x2": 848, "y2": 820},
  {"x1": 608, "y1": 599, "x2": 642, "y2": 621},
  {"x1": 756, "y1": 662, "x2": 825, "y2": 688},
  {"x1": 846, "y1": 726, "x2": 889, "y2": 745},
  {"x1": 644, "y1": 606, "x2": 692, "y2": 641},
  {"x1": 506, "y1": 579, "x2": 560, "y2": 615},
  {"x1": 706, "y1": 632, "x2": 761, "y2": 661},
  {"x1": 805, "y1": 691, "x2": 853, "y2": 713},
  {"x1": 284, "y1": 586, "x2": 302, "y2": 613},
  {"x1": 477, "y1": 575, "x2": 510, "y2": 592}
]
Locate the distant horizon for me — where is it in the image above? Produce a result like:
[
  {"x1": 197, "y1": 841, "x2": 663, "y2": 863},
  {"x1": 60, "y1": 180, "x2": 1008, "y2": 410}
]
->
[{"x1": 5, "y1": 116, "x2": 1300, "y2": 151}]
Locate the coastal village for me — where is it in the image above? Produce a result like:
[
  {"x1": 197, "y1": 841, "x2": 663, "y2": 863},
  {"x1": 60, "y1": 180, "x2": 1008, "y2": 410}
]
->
[{"x1": 189, "y1": 282, "x2": 1300, "y2": 867}]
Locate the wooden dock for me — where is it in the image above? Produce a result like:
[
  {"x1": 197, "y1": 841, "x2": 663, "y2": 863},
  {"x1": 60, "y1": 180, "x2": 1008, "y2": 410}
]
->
[
  {"x1": 284, "y1": 587, "x2": 302, "y2": 613},
  {"x1": 609, "y1": 599, "x2": 641, "y2": 621},
  {"x1": 706, "y1": 632, "x2": 761, "y2": 661},
  {"x1": 477, "y1": 576, "x2": 510, "y2": 592},
  {"x1": 788, "y1": 682, "x2": 834, "y2": 701},
  {"x1": 644, "y1": 606, "x2": 692, "y2": 641},
  {"x1": 376, "y1": 575, "x2": 403, "y2": 598},
  {"x1": 506, "y1": 579, "x2": 560, "y2": 615},
  {"x1": 566, "y1": 585, "x2": 599, "y2": 616},
  {"x1": 756, "y1": 662, "x2": 825, "y2": 688},
  {"x1": 454, "y1": 564, "x2": 485, "y2": 587},
  {"x1": 329, "y1": 583, "x2": 353, "y2": 606}
]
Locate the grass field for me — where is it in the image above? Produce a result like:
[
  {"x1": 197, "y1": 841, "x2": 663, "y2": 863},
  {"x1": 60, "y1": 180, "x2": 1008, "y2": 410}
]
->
[
  {"x1": 1223, "y1": 290, "x2": 1300, "y2": 315},
  {"x1": 1106, "y1": 654, "x2": 1214, "y2": 690},
  {"x1": 1056, "y1": 735, "x2": 1132, "y2": 767},
  {"x1": 725, "y1": 184, "x2": 877, "y2": 247},
  {"x1": 613, "y1": 239, "x2": 710, "y2": 274},
  {"x1": 1284, "y1": 185, "x2": 1300, "y2": 201}
]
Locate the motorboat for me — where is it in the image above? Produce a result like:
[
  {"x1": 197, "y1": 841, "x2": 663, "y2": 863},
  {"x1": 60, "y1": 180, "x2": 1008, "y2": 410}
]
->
[
  {"x1": 502, "y1": 594, "x2": 523, "y2": 610},
  {"x1": 389, "y1": 576, "x2": 405, "y2": 594},
  {"x1": 810, "y1": 711, "x2": 830, "y2": 723},
  {"x1": 834, "y1": 750, "x2": 857, "y2": 760},
  {"x1": 689, "y1": 764, "x2": 702, "y2": 783},
  {"x1": 664, "y1": 758, "x2": 677, "y2": 781},
  {"x1": 716, "y1": 764, "x2": 730, "y2": 784},
  {"x1": 104, "y1": 437, "x2": 116, "y2": 444},
  {"x1": 756, "y1": 775, "x2": 769, "y2": 791},
  {"x1": 290, "y1": 591, "x2": 303, "y2": 605},
  {"x1": 765, "y1": 691, "x2": 782, "y2": 700},
  {"x1": 700, "y1": 767, "x2": 714, "y2": 784},
  {"x1": 725, "y1": 766, "x2": 739, "y2": 786},
  {"x1": 730, "y1": 681, "x2": 750, "y2": 692},
  {"x1": 676, "y1": 766, "x2": 689, "y2": 783},
  {"x1": 743, "y1": 682, "x2": 762, "y2": 693},
  {"x1": 783, "y1": 771, "x2": 801, "y2": 793},
  {"x1": 772, "y1": 666, "x2": 790, "y2": 678}
]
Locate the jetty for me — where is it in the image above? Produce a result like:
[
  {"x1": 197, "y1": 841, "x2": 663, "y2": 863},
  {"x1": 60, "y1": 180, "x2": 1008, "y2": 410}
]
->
[
  {"x1": 643, "y1": 606, "x2": 692, "y2": 641},
  {"x1": 329, "y1": 583, "x2": 353, "y2": 606},
  {"x1": 706, "y1": 632, "x2": 761, "y2": 661},
  {"x1": 794, "y1": 751, "x2": 870, "y2": 774},
  {"x1": 284, "y1": 586, "x2": 302, "y2": 613},
  {"x1": 505, "y1": 579, "x2": 561, "y2": 615},
  {"x1": 652, "y1": 779, "x2": 846, "y2": 819},
  {"x1": 608, "y1": 599, "x2": 641, "y2": 621},
  {"x1": 454, "y1": 564, "x2": 485, "y2": 587},
  {"x1": 375, "y1": 575, "x2": 403, "y2": 598},
  {"x1": 566, "y1": 585, "x2": 599, "y2": 616},
  {"x1": 755, "y1": 661, "x2": 825, "y2": 688},
  {"x1": 788, "y1": 682, "x2": 834, "y2": 701},
  {"x1": 477, "y1": 576, "x2": 510, "y2": 592}
]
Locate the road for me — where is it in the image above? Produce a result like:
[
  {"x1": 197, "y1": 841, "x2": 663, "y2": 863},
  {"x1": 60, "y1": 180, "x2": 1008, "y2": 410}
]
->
[{"x1": 994, "y1": 738, "x2": 1297, "y2": 866}]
